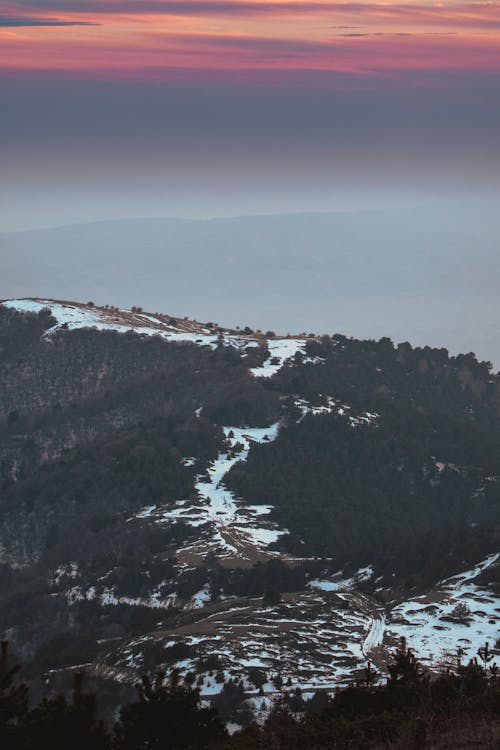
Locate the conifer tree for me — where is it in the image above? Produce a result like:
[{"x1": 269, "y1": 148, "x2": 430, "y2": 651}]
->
[
  {"x1": 23, "y1": 671, "x2": 110, "y2": 750},
  {"x1": 113, "y1": 669, "x2": 226, "y2": 749},
  {"x1": 0, "y1": 640, "x2": 29, "y2": 749},
  {"x1": 387, "y1": 638, "x2": 425, "y2": 687}
]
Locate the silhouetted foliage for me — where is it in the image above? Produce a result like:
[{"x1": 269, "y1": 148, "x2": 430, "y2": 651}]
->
[
  {"x1": 113, "y1": 670, "x2": 226, "y2": 749},
  {"x1": 0, "y1": 641, "x2": 29, "y2": 748},
  {"x1": 1, "y1": 640, "x2": 500, "y2": 748}
]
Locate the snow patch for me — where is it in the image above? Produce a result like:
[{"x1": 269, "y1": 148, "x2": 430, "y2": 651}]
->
[
  {"x1": 135, "y1": 422, "x2": 287, "y2": 559},
  {"x1": 187, "y1": 586, "x2": 211, "y2": 610},
  {"x1": 250, "y1": 339, "x2": 306, "y2": 378},
  {"x1": 3, "y1": 299, "x2": 316, "y2": 379},
  {"x1": 386, "y1": 554, "x2": 500, "y2": 666},
  {"x1": 294, "y1": 396, "x2": 378, "y2": 428}
]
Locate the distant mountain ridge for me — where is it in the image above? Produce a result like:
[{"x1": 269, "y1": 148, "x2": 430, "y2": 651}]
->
[{"x1": 1, "y1": 205, "x2": 500, "y2": 364}]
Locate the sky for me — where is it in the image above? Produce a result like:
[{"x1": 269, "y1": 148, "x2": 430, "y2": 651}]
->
[{"x1": 1, "y1": 0, "x2": 499, "y2": 229}]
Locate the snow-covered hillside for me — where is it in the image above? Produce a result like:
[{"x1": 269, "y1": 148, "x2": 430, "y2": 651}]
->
[
  {"x1": 1, "y1": 298, "x2": 309, "y2": 378},
  {"x1": 3, "y1": 295, "x2": 500, "y2": 722},
  {"x1": 385, "y1": 554, "x2": 500, "y2": 667},
  {"x1": 135, "y1": 422, "x2": 287, "y2": 566}
]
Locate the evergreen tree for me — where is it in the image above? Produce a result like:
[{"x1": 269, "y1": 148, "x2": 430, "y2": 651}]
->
[
  {"x1": 23, "y1": 671, "x2": 110, "y2": 750},
  {"x1": 0, "y1": 641, "x2": 29, "y2": 750},
  {"x1": 211, "y1": 680, "x2": 252, "y2": 727},
  {"x1": 113, "y1": 669, "x2": 226, "y2": 749},
  {"x1": 387, "y1": 638, "x2": 426, "y2": 687}
]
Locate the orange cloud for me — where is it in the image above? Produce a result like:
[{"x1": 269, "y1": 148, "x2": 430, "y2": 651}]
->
[
  {"x1": 1, "y1": 1, "x2": 499, "y2": 80},
  {"x1": 2, "y1": 31, "x2": 498, "y2": 76}
]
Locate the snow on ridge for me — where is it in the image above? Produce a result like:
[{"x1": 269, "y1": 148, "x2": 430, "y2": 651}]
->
[
  {"x1": 2, "y1": 298, "x2": 222, "y2": 347},
  {"x1": 2, "y1": 298, "x2": 315, "y2": 379}
]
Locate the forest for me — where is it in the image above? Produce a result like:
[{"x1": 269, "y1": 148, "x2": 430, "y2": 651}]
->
[
  {"x1": 2, "y1": 303, "x2": 500, "y2": 722},
  {"x1": 2, "y1": 638, "x2": 500, "y2": 749},
  {"x1": 227, "y1": 336, "x2": 500, "y2": 578}
]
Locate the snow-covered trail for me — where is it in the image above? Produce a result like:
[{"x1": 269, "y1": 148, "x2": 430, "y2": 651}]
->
[
  {"x1": 195, "y1": 424, "x2": 286, "y2": 554},
  {"x1": 310, "y1": 574, "x2": 386, "y2": 661},
  {"x1": 137, "y1": 395, "x2": 378, "y2": 566},
  {"x1": 175, "y1": 396, "x2": 378, "y2": 561},
  {"x1": 137, "y1": 422, "x2": 287, "y2": 562},
  {"x1": 363, "y1": 612, "x2": 386, "y2": 655}
]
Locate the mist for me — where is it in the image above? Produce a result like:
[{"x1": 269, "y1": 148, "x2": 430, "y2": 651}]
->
[{"x1": 2, "y1": 205, "x2": 500, "y2": 366}]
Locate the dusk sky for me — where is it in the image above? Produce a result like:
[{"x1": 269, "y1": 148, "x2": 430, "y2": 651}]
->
[{"x1": 1, "y1": 0, "x2": 499, "y2": 229}]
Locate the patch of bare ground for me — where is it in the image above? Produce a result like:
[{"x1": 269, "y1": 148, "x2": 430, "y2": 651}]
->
[
  {"x1": 175, "y1": 528, "x2": 289, "y2": 570},
  {"x1": 149, "y1": 588, "x2": 380, "y2": 658},
  {"x1": 376, "y1": 717, "x2": 500, "y2": 749}
]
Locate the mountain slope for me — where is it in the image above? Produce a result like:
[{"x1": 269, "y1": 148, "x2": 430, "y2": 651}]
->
[{"x1": 1, "y1": 297, "x2": 500, "y2": 717}]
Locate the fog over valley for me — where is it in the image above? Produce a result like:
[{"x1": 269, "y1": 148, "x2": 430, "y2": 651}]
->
[{"x1": 2, "y1": 204, "x2": 499, "y2": 366}]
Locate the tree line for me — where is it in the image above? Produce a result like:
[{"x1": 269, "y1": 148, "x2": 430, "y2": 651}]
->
[{"x1": 3, "y1": 638, "x2": 500, "y2": 749}]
